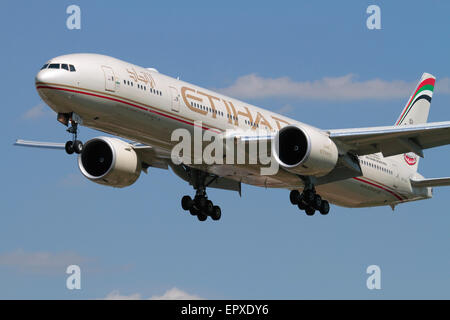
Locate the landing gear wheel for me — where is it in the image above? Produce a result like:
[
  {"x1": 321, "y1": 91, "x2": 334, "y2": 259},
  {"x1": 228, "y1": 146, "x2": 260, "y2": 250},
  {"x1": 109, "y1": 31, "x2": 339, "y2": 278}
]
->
[
  {"x1": 73, "y1": 140, "x2": 83, "y2": 154},
  {"x1": 211, "y1": 206, "x2": 221, "y2": 221},
  {"x1": 65, "y1": 141, "x2": 74, "y2": 155},
  {"x1": 189, "y1": 207, "x2": 199, "y2": 216},
  {"x1": 205, "y1": 200, "x2": 214, "y2": 215},
  {"x1": 195, "y1": 196, "x2": 207, "y2": 209},
  {"x1": 319, "y1": 200, "x2": 330, "y2": 215},
  {"x1": 305, "y1": 207, "x2": 316, "y2": 216},
  {"x1": 303, "y1": 190, "x2": 315, "y2": 204},
  {"x1": 197, "y1": 214, "x2": 207, "y2": 221},
  {"x1": 312, "y1": 194, "x2": 322, "y2": 210},
  {"x1": 297, "y1": 201, "x2": 306, "y2": 211},
  {"x1": 289, "y1": 190, "x2": 301, "y2": 205},
  {"x1": 181, "y1": 195, "x2": 193, "y2": 211}
]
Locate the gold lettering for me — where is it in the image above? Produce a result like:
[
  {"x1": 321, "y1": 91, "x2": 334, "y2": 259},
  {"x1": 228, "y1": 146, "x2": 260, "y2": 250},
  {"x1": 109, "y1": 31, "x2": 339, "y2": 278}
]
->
[
  {"x1": 271, "y1": 115, "x2": 290, "y2": 130},
  {"x1": 237, "y1": 106, "x2": 254, "y2": 124},
  {"x1": 253, "y1": 112, "x2": 273, "y2": 131},
  {"x1": 127, "y1": 68, "x2": 156, "y2": 88},
  {"x1": 197, "y1": 91, "x2": 220, "y2": 119},
  {"x1": 222, "y1": 100, "x2": 234, "y2": 124},
  {"x1": 227, "y1": 101, "x2": 239, "y2": 125},
  {"x1": 181, "y1": 86, "x2": 207, "y2": 115}
]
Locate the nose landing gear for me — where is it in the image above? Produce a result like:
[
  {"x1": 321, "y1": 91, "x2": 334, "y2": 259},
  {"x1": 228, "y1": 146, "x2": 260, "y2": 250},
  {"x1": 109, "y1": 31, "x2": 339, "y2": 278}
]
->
[{"x1": 64, "y1": 117, "x2": 83, "y2": 155}]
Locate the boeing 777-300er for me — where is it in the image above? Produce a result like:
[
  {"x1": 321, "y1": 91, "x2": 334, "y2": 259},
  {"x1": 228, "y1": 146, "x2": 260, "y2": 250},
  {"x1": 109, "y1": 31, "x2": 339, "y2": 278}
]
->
[{"x1": 15, "y1": 54, "x2": 450, "y2": 221}]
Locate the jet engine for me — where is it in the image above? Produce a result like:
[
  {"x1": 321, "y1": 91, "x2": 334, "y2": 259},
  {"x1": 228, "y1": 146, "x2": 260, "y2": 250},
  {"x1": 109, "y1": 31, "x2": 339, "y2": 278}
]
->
[
  {"x1": 78, "y1": 137, "x2": 141, "y2": 188},
  {"x1": 272, "y1": 125, "x2": 338, "y2": 177}
]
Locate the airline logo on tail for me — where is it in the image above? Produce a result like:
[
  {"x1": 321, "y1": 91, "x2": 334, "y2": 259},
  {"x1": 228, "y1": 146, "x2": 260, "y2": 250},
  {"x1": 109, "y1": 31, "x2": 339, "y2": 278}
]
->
[{"x1": 396, "y1": 74, "x2": 435, "y2": 125}]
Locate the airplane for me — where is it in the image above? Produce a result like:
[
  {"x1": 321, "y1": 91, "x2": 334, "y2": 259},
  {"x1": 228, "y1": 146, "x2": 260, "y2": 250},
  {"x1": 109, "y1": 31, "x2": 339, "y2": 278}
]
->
[{"x1": 15, "y1": 53, "x2": 450, "y2": 222}]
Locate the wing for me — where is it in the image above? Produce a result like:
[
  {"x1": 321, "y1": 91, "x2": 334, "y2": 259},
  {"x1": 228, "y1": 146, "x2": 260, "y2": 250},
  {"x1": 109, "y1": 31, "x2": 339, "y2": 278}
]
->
[
  {"x1": 328, "y1": 121, "x2": 450, "y2": 157},
  {"x1": 14, "y1": 139, "x2": 170, "y2": 170},
  {"x1": 14, "y1": 139, "x2": 65, "y2": 149},
  {"x1": 131, "y1": 144, "x2": 170, "y2": 170}
]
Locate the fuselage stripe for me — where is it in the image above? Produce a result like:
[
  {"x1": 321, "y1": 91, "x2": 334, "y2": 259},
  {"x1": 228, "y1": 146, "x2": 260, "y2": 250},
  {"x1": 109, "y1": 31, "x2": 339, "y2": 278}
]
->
[
  {"x1": 352, "y1": 177, "x2": 404, "y2": 201},
  {"x1": 36, "y1": 85, "x2": 222, "y2": 134}
]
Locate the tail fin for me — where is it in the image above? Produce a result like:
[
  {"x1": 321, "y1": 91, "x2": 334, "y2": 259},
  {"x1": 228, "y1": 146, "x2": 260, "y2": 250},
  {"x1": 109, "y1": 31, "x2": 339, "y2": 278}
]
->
[
  {"x1": 395, "y1": 73, "x2": 435, "y2": 126},
  {"x1": 392, "y1": 73, "x2": 436, "y2": 172}
]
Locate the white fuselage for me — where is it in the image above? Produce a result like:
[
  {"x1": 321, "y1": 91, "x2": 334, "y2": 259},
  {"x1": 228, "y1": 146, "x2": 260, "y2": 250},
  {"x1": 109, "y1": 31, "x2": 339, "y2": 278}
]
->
[{"x1": 35, "y1": 54, "x2": 432, "y2": 208}]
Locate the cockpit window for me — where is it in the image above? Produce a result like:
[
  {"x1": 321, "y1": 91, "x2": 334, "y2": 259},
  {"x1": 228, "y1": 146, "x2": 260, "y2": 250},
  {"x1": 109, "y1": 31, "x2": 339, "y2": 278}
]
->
[{"x1": 41, "y1": 63, "x2": 76, "y2": 71}]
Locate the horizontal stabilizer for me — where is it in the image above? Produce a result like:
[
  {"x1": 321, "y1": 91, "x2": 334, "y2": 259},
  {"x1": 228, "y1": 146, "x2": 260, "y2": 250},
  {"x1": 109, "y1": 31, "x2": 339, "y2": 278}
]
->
[{"x1": 410, "y1": 177, "x2": 450, "y2": 188}]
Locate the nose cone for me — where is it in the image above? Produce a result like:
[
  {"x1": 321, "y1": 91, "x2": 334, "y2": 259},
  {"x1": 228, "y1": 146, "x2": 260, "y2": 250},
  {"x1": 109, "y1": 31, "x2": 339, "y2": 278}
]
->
[{"x1": 35, "y1": 69, "x2": 56, "y2": 85}]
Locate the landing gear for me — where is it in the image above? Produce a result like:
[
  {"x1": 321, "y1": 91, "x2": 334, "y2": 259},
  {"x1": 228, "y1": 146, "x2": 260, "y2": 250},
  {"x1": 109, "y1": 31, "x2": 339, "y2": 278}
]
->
[
  {"x1": 289, "y1": 188, "x2": 331, "y2": 216},
  {"x1": 181, "y1": 193, "x2": 222, "y2": 222},
  {"x1": 180, "y1": 169, "x2": 223, "y2": 222},
  {"x1": 65, "y1": 117, "x2": 83, "y2": 155}
]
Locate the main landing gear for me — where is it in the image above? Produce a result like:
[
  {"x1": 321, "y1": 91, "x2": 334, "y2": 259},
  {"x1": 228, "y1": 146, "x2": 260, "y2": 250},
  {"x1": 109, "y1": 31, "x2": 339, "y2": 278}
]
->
[
  {"x1": 180, "y1": 169, "x2": 222, "y2": 222},
  {"x1": 289, "y1": 189, "x2": 330, "y2": 216},
  {"x1": 64, "y1": 119, "x2": 83, "y2": 155}
]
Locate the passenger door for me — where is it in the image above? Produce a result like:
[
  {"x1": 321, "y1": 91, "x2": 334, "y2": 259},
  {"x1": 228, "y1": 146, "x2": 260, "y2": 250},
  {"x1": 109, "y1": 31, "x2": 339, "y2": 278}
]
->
[
  {"x1": 102, "y1": 66, "x2": 116, "y2": 92},
  {"x1": 169, "y1": 86, "x2": 180, "y2": 112}
]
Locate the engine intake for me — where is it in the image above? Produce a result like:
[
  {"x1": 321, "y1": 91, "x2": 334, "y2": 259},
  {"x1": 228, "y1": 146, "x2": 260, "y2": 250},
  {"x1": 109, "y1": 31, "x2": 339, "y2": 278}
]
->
[
  {"x1": 273, "y1": 125, "x2": 338, "y2": 176},
  {"x1": 78, "y1": 137, "x2": 141, "y2": 188}
]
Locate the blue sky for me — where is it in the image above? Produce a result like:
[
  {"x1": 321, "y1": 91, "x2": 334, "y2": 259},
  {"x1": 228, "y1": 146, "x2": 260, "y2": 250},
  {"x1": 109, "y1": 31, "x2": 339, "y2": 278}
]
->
[{"x1": 0, "y1": 0, "x2": 449, "y2": 299}]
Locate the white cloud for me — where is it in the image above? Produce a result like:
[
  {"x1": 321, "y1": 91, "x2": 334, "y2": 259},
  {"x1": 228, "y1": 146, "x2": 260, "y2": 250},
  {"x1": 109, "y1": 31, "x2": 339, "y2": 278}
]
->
[
  {"x1": 22, "y1": 103, "x2": 51, "y2": 120},
  {"x1": 276, "y1": 104, "x2": 294, "y2": 115},
  {"x1": 0, "y1": 249, "x2": 87, "y2": 274},
  {"x1": 150, "y1": 287, "x2": 202, "y2": 300},
  {"x1": 218, "y1": 74, "x2": 450, "y2": 101},
  {"x1": 104, "y1": 290, "x2": 143, "y2": 300},
  {"x1": 104, "y1": 288, "x2": 202, "y2": 300}
]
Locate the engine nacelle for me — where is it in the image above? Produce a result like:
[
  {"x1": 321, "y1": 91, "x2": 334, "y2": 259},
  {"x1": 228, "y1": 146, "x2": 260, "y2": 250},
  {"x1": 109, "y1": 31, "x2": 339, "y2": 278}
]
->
[
  {"x1": 78, "y1": 137, "x2": 141, "y2": 188},
  {"x1": 272, "y1": 125, "x2": 338, "y2": 177}
]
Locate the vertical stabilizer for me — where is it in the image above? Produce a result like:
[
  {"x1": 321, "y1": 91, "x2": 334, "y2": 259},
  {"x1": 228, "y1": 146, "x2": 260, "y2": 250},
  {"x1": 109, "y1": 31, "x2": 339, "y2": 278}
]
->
[{"x1": 392, "y1": 73, "x2": 436, "y2": 172}]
